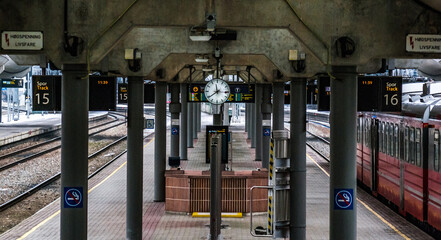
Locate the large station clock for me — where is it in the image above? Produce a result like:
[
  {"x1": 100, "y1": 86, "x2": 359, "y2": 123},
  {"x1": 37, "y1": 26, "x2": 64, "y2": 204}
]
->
[{"x1": 204, "y1": 78, "x2": 230, "y2": 104}]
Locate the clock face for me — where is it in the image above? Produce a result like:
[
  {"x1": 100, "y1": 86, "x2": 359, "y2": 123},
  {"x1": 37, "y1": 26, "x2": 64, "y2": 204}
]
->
[{"x1": 204, "y1": 79, "x2": 230, "y2": 104}]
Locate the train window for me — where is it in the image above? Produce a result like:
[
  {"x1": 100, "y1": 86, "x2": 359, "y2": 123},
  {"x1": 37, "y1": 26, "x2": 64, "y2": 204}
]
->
[
  {"x1": 416, "y1": 128, "x2": 421, "y2": 167},
  {"x1": 365, "y1": 119, "x2": 370, "y2": 147},
  {"x1": 388, "y1": 123, "x2": 393, "y2": 156},
  {"x1": 434, "y1": 130, "x2": 440, "y2": 172},
  {"x1": 367, "y1": 120, "x2": 371, "y2": 148},
  {"x1": 357, "y1": 118, "x2": 360, "y2": 143},
  {"x1": 404, "y1": 127, "x2": 409, "y2": 162},
  {"x1": 383, "y1": 122, "x2": 387, "y2": 153},
  {"x1": 394, "y1": 124, "x2": 399, "y2": 158},
  {"x1": 410, "y1": 127, "x2": 415, "y2": 165},
  {"x1": 379, "y1": 122, "x2": 383, "y2": 153}
]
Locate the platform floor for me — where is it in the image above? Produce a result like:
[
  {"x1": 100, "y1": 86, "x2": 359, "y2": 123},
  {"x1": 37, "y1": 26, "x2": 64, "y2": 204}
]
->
[{"x1": 0, "y1": 112, "x2": 433, "y2": 239}]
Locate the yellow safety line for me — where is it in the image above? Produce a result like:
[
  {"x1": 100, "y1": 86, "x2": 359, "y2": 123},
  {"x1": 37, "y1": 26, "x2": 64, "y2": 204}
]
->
[
  {"x1": 306, "y1": 153, "x2": 410, "y2": 240},
  {"x1": 307, "y1": 154, "x2": 329, "y2": 177},
  {"x1": 17, "y1": 210, "x2": 60, "y2": 240},
  {"x1": 192, "y1": 212, "x2": 243, "y2": 218},
  {"x1": 18, "y1": 137, "x2": 155, "y2": 239}
]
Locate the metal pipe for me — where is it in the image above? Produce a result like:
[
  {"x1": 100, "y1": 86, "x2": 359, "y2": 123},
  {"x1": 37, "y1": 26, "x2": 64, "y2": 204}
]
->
[
  {"x1": 60, "y1": 64, "x2": 88, "y2": 240},
  {"x1": 290, "y1": 78, "x2": 306, "y2": 240},
  {"x1": 330, "y1": 66, "x2": 357, "y2": 240},
  {"x1": 127, "y1": 77, "x2": 144, "y2": 240},
  {"x1": 154, "y1": 82, "x2": 167, "y2": 201}
]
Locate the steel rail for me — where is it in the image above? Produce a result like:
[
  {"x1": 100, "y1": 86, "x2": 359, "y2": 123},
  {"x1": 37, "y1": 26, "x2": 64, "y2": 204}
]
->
[
  {"x1": 0, "y1": 121, "x2": 126, "y2": 172},
  {"x1": 0, "y1": 133, "x2": 153, "y2": 212}
]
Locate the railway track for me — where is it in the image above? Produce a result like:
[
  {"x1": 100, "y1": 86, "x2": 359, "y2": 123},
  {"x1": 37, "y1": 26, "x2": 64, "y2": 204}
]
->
[
  {"x1": 285, "y1": 120, "x2": 331, "y2": 161},
  {"x1": 0, "y1": 113, "x2": 114, "y2": 151},
  {"x1": 0, "y1": 110, "x2": 161, "y2": 234},
  {"x1": 0, "y1": 116, "x2": 125, "y2": 173},
  {"x1": 0, "y1": 133, "x2": 142, "y2": 212}
]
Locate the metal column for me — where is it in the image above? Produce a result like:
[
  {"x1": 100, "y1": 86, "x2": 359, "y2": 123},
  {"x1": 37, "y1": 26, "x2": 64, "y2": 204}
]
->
[
  {"x1": 246, "y1": 103, "x2": 250, "y2": 137},
  {"x1": 251, "y1": 103, "x2": 256, "y2": 148},
  {"x1": 187, "y1": 103, "x2": 194, "y2": 148},
  {"x1": 210, "y1": 135, "x2": 222, "y2": 240},
  {"x1": 197, "y1": 103, "x2": 201, "y2": 132},
  {"x1": 290, "y1": 78, "x2": 306, "y2": 240},
  {"x1": 127, "y1": 77, "x2": 144, "y2": 240},
  {"x1": 193, "y1": 101, "x2": 198, "y2": 139},
  {"x1": 272, "y1": 82, "x2": 285, "y2": 131},
  {"x1": 60, "y1": 64, "x2": 88, "y2": 240},
  {"x1": 255, "y1": 85, "x2": 263, "y2": 160},
  {"x1": 213, "y1": 112, "x2": 222, "y2": 126},
  {"x1": 170, "y1": 84, "x2": 180, "y2": 158},
  {"x1": 180, "y1": 84, "x2": 188, "y2": 160},
  {"x1": 262, "y1": 85, "x2": 272, "y2": 169},
  {"x1": 154, "y1": 82, "x2": 167, "y2": 201},
  {"x1": 330, "y1": 66, "x2": 357, "y2": 240},
  {"x1": 223, "y1": 103, "x2": 229, "y2": 125}
]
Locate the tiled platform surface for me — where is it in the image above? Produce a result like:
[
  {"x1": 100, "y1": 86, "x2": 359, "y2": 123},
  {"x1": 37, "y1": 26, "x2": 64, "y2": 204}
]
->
[{"x1": 0, "y1": 112, "x2": 434, "y2": 239}]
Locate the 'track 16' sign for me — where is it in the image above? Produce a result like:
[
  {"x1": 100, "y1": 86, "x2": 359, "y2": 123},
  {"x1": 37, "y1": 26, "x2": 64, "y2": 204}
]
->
[{"x1": 1, "y1": 31, "x2": 44, "y2": 51}]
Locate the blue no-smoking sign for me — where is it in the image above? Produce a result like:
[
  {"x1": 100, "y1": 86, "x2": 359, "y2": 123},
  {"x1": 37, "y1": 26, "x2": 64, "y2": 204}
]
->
[
  {"x1": 263, "y1": 128, "x2": 271, "y2": 137},
  {"x1": 334, "y1": 189, "x2": 353, "y2": 210},
  {"x1": 64, "y1": 187, "x2": 83, "y2": 208}
]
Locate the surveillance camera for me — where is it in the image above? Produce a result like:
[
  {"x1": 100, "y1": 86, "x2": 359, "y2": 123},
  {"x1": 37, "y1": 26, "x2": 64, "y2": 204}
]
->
[{"x1": 215, "y1": 47, "x2": 221, "y2": 58}]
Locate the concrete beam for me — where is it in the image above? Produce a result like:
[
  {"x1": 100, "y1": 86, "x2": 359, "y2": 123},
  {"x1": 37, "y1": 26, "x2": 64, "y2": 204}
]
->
[{"x1": 2, "y1": 0, "x2": 441, "y2": 79}]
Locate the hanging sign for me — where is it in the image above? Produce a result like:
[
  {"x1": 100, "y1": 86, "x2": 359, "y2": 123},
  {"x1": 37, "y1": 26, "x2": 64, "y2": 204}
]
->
[
  {"x1": 1, "y1": 31, "x2": 44, "y2": 50},
  {"x1": 32, "y1": 75, "x2": 62, "y2": 111},
  {"x1": 1, "y1": 79, "x2": 23, "y2": 88},
  {"x1": 406, "y1": 34, "x2": 441, "y2": 53}
]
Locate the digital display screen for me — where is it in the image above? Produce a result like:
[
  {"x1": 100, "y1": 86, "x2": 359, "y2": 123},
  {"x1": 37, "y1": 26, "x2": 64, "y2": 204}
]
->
[
  {"x1": 32, "y1": 76, "x2": 61, "y2": 111},
  {"x1": 189, "y1": 83, "x2": 255, "y2": 103},
  {"x1": 89, "y1": 76, "x2": 116, "y2": 111}
]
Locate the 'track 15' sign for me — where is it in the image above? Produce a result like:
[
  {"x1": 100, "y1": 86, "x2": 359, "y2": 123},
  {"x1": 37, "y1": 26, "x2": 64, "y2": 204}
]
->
[{"x1": 1, "y1": 31, "x2": 44, "y2": 51}]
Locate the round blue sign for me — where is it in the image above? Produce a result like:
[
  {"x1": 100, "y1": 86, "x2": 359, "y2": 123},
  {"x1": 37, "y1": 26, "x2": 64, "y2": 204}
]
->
[
  {"x1": 65, "y1": 188, "x2": 82, "y2": 207},
  {"x1": 334, "y1": 189, "x2": 353, "y2": 209}
]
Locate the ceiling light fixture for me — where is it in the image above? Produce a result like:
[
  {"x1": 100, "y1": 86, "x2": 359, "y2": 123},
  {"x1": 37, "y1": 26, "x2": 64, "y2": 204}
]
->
[
  {"x1": 195, "y1": 55, "x2": 209, "y2": 63},
  {"x1": 189, "y1": 26, "x2": 211, "y2": 41}
]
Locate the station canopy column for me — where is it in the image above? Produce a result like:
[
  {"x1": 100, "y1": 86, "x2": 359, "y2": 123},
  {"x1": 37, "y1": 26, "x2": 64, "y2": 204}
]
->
[
  {"x1": 329, "y1": 66, "x2": 357, "y2": 240},
  {"x1": 126, "y1": 76, "x2": 144, "y2": 239},
  {"x1": 154, "y1": 81, "x2": 167, "y2": 201},
  {"x1": 169, "y1": 84, "x2": 180, "y2": 158},
  {"x1": 180, "y1": 83, "x2": 188, "y2": 160},
  {"x1": 60, "y1": 64, "x2": 88, "y2": 240},
  {"x1": 290, "y1": 78, "x2": 306, "y2": 240}
]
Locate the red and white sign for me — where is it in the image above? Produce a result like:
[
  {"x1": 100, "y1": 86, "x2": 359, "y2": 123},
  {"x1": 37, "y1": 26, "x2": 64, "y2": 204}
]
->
[
  {"x1": 406, "y1": 34, "x2": 441, "y2": 53},
  {"x1": 1, "y1": 31, "x2": 43, "y2": 50}
]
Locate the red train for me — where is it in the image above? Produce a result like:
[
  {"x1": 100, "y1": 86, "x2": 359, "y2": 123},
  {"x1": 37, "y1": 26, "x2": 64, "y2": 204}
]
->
[{"x1": 357, "y1": 111, "x2": 441, "y2": 236}]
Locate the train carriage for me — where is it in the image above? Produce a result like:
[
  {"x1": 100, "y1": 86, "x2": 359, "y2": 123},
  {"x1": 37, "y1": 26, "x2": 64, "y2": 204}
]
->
[
  {"x1": 401, "y1": 116, "x2": 427, "y2": 222},
  {"x1": 428, "y1": 118, "x2": 441, "y2": 231},
  {"x1": 374, "y1": 114, "x2": 402, "y2": 208}
]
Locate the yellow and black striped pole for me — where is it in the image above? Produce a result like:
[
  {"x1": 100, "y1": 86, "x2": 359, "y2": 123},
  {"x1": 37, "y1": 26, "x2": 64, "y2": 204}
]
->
[{"x1": 267, "y1": 138, "x2": 274, "y2": 234}]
